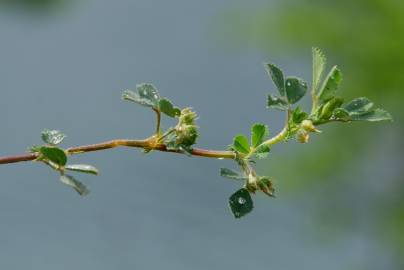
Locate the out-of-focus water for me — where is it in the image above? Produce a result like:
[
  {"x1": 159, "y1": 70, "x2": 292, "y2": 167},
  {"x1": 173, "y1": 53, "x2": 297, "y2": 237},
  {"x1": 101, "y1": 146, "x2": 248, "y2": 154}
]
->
[{"x1": 0, "y1": 1, "x2": 398, "y2": 269}]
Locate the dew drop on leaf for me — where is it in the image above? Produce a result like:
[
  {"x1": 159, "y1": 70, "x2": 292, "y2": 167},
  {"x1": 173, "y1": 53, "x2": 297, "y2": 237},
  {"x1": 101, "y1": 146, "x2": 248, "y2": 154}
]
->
[{"x1": 238, "y1": 197, "x2": 246, "y2": 205}]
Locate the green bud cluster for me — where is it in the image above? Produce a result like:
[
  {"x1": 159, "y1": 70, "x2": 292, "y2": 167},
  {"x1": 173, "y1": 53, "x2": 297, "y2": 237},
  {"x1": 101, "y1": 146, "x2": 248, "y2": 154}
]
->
[
  {"x1": 297, "y1": 119, "x2": 320, "y2": 143},
  {"x1": 174, "y1": 108, "x2": 199, "y2": 146},
  {"x1": 245, "y1": 173, "x2": 275, "y2": 197}
]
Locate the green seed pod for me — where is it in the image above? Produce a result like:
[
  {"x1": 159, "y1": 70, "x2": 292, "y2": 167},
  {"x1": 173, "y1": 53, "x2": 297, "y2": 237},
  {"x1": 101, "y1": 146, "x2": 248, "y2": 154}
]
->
[{"x1": 258, "y1": 177, "x2": 275, "y2": 197}]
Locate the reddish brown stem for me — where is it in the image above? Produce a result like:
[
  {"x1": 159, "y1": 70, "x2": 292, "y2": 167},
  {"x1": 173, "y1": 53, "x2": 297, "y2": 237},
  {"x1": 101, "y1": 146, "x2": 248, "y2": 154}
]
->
[{"x1": 0, "y1": 138, "x2": 235, "y2": 165}]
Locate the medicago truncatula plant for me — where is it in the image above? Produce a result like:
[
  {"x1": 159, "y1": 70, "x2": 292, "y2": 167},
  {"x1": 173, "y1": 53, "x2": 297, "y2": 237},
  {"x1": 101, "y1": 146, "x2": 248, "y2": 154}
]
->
[{"x1": 0, "y1": 48, "x2": 392, "y2": 218}]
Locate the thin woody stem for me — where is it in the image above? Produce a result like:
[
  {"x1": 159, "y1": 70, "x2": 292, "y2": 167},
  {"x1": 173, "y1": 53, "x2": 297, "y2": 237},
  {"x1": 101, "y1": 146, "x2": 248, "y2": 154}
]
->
[
  {"x1": 0, "y1": 107, "x2": 291, "y2": 166},
  {"x1": 0, "y1": 138, "x2": 235, "y2": 165}
]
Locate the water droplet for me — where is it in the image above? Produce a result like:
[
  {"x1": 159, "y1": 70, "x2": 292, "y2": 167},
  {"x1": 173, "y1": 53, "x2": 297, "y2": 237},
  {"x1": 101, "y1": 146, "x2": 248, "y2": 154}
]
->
[
  {"x1": 238, "y1": 197, "x2": 246, "y2": 205},
  {"x1": 217, "y1": 157, "x2": 224, "y2": 160},
  {"x1": 287, "y1": 82, "x2": 291, "y2": 87},
  {"x1": 153, "y1": 94, "x2": 158, "y2": 99}
]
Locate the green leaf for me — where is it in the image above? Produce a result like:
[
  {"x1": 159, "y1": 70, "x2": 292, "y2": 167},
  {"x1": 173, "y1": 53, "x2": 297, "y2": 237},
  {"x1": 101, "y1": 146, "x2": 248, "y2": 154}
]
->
[
  {"x1": 349, "y1": 109, "x2": 392, "y2": 122},
  {"x1": 122, "y1": 83, "x2": 160, "y2": 108},
  {"x1": 251, "y1": 123, "x2": 269, "y2": 147},
  {"x1": 228, "y1": 188, "x2": 254, "y2": 218},
  {"x1": 40, "y1": 146, "x2": 67, "y2": 166},
  {"x1": 265, "y1": 63, "x2": 285, "y2": 96},
  {"x1": 60, "y1": 175, "x2": 89, "y2": 196},
  {"x1": 158, "y1": 98, "x2": 181, "y2": 118},
  {"x1": 267, "y1": 94, "x2": 288, "y2": 110},
  {"x1": 312, "y1": 47, "x2": 327, "y2": 94},
  {"x1": 122, "y1": 90, "x2": 151, "y2": 107},
  {"x1": 41, "y1": 129, "x2": 66, "y2": 145},
  {"x1": 220, "y1": 168, "x2": 246, "y2": 180},
  {"x1": 285, "y1": 77, "x2": 308, "y2": 104},
  {"x1": 332, "y1": 108, "x2": 351, "y2": 121},
  {"x1": 252, "y1": 144, "x2": 270, "y2": 159},
  {"x1": 343, "y1": 97, "x2": 374, "y2": 114},
  {"x1": 318, "y1": 66, "x2": 342, "y2": 102},
  {"x1": 232, "y1": 135, "x2": 250, "y2": 154},
  {"x1": 29, "y1": 145, "x2": 42, "y2": 153},
  {"x1": 292, "y1": 107, "x2": 308, "y2": 124},
  {"x1": 137, "y1": 83, "x2": 160, "y2": 106},
  {"x1": 65, "y1": 164, "x2": 99, "y2": 175},
  {"x1": 319, "y1": 97, "x2": 344, "y2": 120}
]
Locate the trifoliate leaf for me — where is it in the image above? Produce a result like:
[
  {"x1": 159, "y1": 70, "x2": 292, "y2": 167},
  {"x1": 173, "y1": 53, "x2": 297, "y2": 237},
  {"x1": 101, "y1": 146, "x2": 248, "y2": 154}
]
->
[
  {"x1": 349, "y1": 109, "x2": 392, "y2": 122},
  {"x1": 267, "y1": 94, "x2": 288, "y2": 110},
  {"x1": 60, "y1": 175, "x2": 89, "y2": 196},
  {"x1": 232, "y1": 135, "x2": 250, "y2": 154},
  {"x1": 220, "y1": 168, "x2": 246, "y2": 181},
  {"x1": 228, "y1": 188, "x2": 254, "y2": 219},
  {"x1": 318, "y1": 66, "x2": 342, "y2": 102},
  {"x1": 251, "y1": 123, "x2": 269, "y2": 147},
  {"x1": 41, "y1": 129, "x2": 66, "y2": 145},
  {"x1": 285, "y1": 77, "x2": 308, "y2": 104},
  {"x1": 122, "y1": 83, "x2": 160, "y2": 108},
  {"x1": 65, "y1": 164, "x2": 99, "y2": 175},
  {"x1": 265, "y1": 63, "x2": 285, "y2": 96},
  {"x1": 158, "y1": 98, "x2": 181, "y2": 118},
  {"x1": 343, "y1": 97, "x2": 374, "y2": 114},
  {"x1": 312, "y1": 47, "x2": 327, "y2": 94},
  {"x1": 40, "y1": 146, "x2": 67, "y2": 166}
]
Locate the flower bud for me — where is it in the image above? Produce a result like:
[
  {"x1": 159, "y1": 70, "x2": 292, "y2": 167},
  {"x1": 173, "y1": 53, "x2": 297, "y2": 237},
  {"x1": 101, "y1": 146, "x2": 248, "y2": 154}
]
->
[
  {"x1": 301, "y1": 120, "x2": 320, "y2": 133},
  {"x1": 174, "y1": 108, "x2": 199, "y2": 146},
  {"x1": 258, "y1": 177, "x2": 275, "y2": 197},
  {"x1": 175, "y1": 125, "x2": 198, "y2": 146},
  {"x1": 297, "y1": 130, "x2": 310, "y2": 143},
  {"x1": 246, "y1": 173, "x2": 259, "y2": 193},
  {"x1": 179, "y1": 108, "x2": 197, "y2": 125}
]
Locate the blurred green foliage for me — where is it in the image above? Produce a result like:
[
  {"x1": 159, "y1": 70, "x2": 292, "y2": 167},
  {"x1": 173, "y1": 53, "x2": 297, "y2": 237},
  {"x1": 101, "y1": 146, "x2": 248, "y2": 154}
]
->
[
  {"x1": 0, "y1": 0, "x2": 68, "y2": 13},
  {"x1": 224, "y1": 0, "x2": 403, "y2": 268}
]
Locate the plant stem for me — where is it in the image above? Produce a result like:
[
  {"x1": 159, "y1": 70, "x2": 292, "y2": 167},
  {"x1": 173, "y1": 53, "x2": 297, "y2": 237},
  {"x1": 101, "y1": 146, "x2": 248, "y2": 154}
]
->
[
  {"x1": 153, "y1": 109, "x2": 161, "y2": 135},
  {"x1": 246, "y1": 109, "x2": 290, "y2": 158},
  {"x1": 0, "y1": 138, "x2": 235, "y2": 165},
  {"x1": 311, "y1": 94, "x2": 318, "y2": 114},
  {"x1": 262, "y1": 125, "x2": 289, "y2": 146}
]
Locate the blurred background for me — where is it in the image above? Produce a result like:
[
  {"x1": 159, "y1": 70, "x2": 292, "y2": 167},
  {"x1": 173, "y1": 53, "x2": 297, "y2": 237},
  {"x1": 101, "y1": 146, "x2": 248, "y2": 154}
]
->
[{"x1": 0, "y1": 0, "x2": 401, "y2": 269}]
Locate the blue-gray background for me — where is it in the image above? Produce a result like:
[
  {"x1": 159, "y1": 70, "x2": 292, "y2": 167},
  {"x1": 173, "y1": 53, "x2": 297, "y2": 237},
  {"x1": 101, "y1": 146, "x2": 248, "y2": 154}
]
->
[{"x1": 0, "y1": 1, "x2": 401, "y2": 269}]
